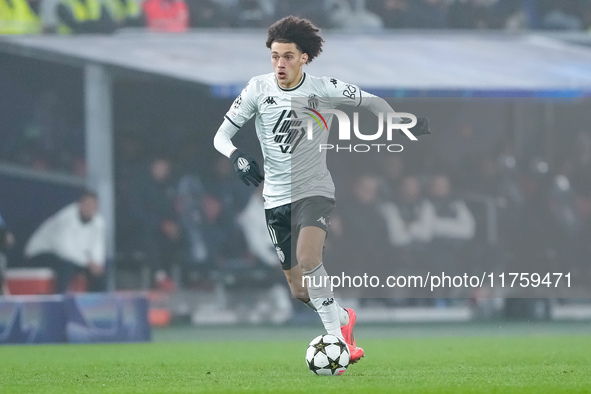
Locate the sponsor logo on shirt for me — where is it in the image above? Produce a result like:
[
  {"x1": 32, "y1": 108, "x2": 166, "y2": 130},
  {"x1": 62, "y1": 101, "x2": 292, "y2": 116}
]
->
[{"x1": 342, "y1": 84, "x2": 357, "y2": 100}]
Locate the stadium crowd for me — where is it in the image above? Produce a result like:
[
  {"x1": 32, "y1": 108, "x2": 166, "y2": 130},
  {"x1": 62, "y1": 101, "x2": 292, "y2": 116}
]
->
[
  {"x1": 1, "y1": 0, "x2": 591, "y2": 34},
  {"x1": 2, "y1": 1, "x2": 591, "y2": 296},
  {"x1": 110, "y1": 112, "x2": 591, "y2": 294}
]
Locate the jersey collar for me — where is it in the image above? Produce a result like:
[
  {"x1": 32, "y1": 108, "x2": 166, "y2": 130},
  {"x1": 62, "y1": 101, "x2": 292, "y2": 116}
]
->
[{"x1": 276, "y1": 72, "x2": 306, "y2": 92}]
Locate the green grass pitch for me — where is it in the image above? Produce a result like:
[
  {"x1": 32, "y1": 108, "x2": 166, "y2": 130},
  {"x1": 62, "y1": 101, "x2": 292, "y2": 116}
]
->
[{"x1": 1, "y1": 326, "x2": 590, "y2": 393}]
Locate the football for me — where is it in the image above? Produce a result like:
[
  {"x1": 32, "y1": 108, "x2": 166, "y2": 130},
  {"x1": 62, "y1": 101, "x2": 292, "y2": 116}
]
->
[{"x1": 305, "y1": 334, "x2": 350, "y2": 376}]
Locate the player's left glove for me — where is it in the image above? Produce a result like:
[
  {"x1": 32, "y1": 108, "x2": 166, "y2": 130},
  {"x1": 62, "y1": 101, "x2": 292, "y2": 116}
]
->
[
  {"x1": 401, "y1": 116, "x2": 431, "y2": 137},
  {"x1": 230, "y1": 149, "x2": 264, "y2": 187}
]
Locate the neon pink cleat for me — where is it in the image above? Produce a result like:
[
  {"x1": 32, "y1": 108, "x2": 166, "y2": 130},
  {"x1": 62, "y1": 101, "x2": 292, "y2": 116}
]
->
[
  {"x1": 341, "y1": 308, "x2": 357, "y2": 346},
  {"x1": 347, "y1": 343, "x2": 365, "y2": 364},
  {"x1": 341, "y1": 308, "x2": 364, "y2": 363}
]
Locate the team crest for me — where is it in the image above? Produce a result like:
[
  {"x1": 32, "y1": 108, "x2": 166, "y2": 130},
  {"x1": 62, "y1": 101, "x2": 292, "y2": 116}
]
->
[
  {"x1": 275, "y1": 246, "x2": 285, "y2": 263},
  {"x1": 237, "y1": 157, "x2": 250, "y2": 172},
  {"x1": 308, "y1": 94, "x2": 319, "y2": 110}
]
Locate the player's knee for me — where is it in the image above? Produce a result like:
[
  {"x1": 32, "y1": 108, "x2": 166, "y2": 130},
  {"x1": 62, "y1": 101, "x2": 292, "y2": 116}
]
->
[
  {"x1": 292, "y1": 288, "x2": 309, "y2": 302},
  {"x1": 297, "y1": 253, "x2": 321, "y2": 272},
  {"x1": 291, "y1": 287, "x2": 309, "y2": 301}
]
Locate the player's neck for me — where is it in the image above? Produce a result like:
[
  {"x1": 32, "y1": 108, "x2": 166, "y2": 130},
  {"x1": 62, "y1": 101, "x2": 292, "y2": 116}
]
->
[{"x1": 278, "y1": 70, "x2": 304, "y2": 90}]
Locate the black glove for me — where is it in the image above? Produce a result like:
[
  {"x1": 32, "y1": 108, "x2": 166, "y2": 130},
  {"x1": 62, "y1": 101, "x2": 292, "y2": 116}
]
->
[
  {"x1": 230, "y1": 149, "x2": 264, "y2": 187},
  {"x1": 400, "y1": 116, "x2": 431, "y2": 137}
]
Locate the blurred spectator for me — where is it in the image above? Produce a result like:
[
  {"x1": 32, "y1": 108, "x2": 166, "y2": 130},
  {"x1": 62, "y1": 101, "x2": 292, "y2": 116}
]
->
[
  {"x1": 0, "y1": 0, "x2": 42, "y2": 34},
  {"x1": 574, "y1": 132, "x2": 591, "y2": 171},
  {"x1": 548, "y1": 158, "x2": 578, "y2": 241},
  {"x1": 143, "y1": 0, "x2": 188, "y2": 32},
  {"x1": 406, "y1": 0, "x2": 447, "y2": 29},
  {"x1": 448, "y1": 0, "x2": 492, "y2": 29},
  {"x1": 56, "y1": 0, "x2": 118, "y2": 34},
  {"x1": 378, "y1": 155, "x2": 405, "y2": 200},
  {"x1": 380, "y1": 175, "x2": 433, "y2": 247},
  {"x1": 274, "y1": 0, "x2": 330, "y2": 28},
  {"x1": 235, "y1": 0, "x2": 274, "y2": 27},
  {"x1": 236, "y1": 190, "x2": 278, "y2": 267},
  {"x1": 25, "y1": 90, "x2": 84, "y2": 174},
  {"x1": 101, "y1": 0, "x2": 145, "y2": 28},
  {"x1": 458, "y1": 154, "x2": 499, "y2": 196},
  {"x1": 510, "y1": 168, "x2": 555, "y2": 273},
  {"x1": 425, "y1": 174, "x2": 476, "y2": 275},
  {"x1": 338, "y1": 174, "x2": 391, "y2": 278},
  {"x1": 177, "y1": 174, "x2": 209, "y2": 266},
  {"x1": 571, "y1": 173, "x2": 591, "y2": 283},
  {"x1": 539, "y1": 0, "x2": 584, "y2": 30},
  {"x1": 131, "y1": 157, "x2": 185, "y2": 289},
  {"x1": 380, "y1": 174, "x2": 432, "y2": 275},
  {"x1": 0, "y1": 211, "x2": 15, "y2": 295},
  {"x1": 24, "y1": 190, "x2": 106, "y2": 293},
  {"x1": 366, "y1": 0, "x2": 410, "y2": 29},
  {"x1": 115, "y1": 132, "x2": 146, "y2": 262},
  {"x1": 327, "y1": 0, "x2": 383, "y2": 30},
  {"x1": 584, "y1": 3, "x2": 591, "y2": 31},
  {"x1": 202, "y1": 155, "x2": 251, "y2": 267},
  {"x1": 186, "y1": 0, "x2": 228, "y2": 27},
  {"x1": 492, "y1": 0, "x2": 529, "y2": 30},
  {"x1": 548, "y1": 161, "x2": 591, "y2": 279}
]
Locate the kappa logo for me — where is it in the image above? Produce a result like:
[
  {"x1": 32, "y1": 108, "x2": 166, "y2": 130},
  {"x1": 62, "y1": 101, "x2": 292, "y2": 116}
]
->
[
  {"x1": 237, "y1": 157, "x2": 250, "y2": 172},
  {"x1": 317, "y1": 216, "x2": 328, "y2": 227},
  {"x1": 264, "y1": 96, "x2": 277, "y2": 105},
  {"x1": 322, "y1": 298, "x2": 335, "y2": 307},
  {"x1": 330, "y1": 78, "x2": 337, "y2": 88}
]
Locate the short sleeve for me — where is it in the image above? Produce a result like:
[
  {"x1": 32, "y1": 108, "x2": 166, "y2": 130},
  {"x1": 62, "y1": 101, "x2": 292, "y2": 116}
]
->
[
  {"x1": 224, "y1": 79, "x2": 258, "y2": 129},
  {"x1": 324, "y1": 77, "x2": 363, "y2": 108}
]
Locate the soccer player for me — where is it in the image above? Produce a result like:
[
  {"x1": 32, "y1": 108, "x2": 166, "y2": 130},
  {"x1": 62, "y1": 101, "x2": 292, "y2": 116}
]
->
[{"x1": 213, "y1": 15, "x2": 430, "y2": 363}]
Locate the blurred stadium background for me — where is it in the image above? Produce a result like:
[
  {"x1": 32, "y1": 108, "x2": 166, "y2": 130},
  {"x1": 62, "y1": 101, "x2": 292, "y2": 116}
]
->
[{"x1": 2, "y1": 0, "x2": 591, "y2": 339}]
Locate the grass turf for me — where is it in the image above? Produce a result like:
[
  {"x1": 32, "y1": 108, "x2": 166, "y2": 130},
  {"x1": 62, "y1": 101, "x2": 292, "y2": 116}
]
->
[{"x1": 1, "y1": 334, "x2": 590, "y2": 393}]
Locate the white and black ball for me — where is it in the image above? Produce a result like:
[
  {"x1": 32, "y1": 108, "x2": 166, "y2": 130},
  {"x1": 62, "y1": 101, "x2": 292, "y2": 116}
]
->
[{"x1": 305, "y1": 334, "x2": 350, "y2": 376}]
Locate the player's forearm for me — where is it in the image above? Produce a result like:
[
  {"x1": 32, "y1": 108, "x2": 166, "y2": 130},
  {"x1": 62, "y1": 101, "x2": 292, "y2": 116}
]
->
[
  {"x1": 359, "y1": 91, "x2": 402, "y2": 124},
  {"x1": 213, "y1": 119, "x2": 239, "y2": 158}
]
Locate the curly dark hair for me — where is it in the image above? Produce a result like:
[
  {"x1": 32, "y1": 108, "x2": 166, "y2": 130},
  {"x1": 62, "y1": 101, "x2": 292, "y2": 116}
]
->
[{"x1": 266, "y1": 16, "x2": 324, "y2": 64}]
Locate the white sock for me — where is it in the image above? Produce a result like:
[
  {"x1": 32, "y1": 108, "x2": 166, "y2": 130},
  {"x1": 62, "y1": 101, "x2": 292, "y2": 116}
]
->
[
  {"x1": 310, "y1": 297, "x2": 342, "y2": 339},
  {"x1": 301, "y1": 273, "x2": 348, "y2": 325},
  {"x1": 305, "y1": 299, "x2": 347, "y2": 326},
  {"x1": 304, "y1": 263, "x2": 344, "y2": 340},
  {"x1": 335, "y1": 301, "x2": 350, "y2": 327}
]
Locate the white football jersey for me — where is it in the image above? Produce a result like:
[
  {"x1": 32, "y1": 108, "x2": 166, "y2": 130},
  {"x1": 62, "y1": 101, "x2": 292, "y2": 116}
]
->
[{"x1": 225, "y1": 72, "x2": 363, "y2": 209}]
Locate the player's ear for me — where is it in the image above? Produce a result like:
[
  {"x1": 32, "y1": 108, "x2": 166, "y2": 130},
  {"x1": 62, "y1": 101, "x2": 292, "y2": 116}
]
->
[{"x1": 301, "y1": 53, "x2": 308, "y2": 64}]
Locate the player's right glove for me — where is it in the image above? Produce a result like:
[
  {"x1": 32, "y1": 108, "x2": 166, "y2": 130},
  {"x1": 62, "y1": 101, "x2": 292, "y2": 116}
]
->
[
  {"x1": 400, "y1": 116, "x2": 431, "y2": 137},
  {"x1": 230, "y1": 149, "x2": 264, "y2": 187}
]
